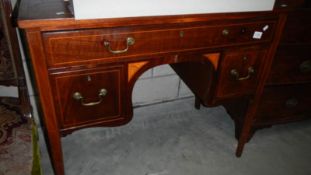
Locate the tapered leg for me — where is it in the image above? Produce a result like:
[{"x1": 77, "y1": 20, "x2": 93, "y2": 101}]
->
[
  {"x1": 42, "y1": 126, "x2": 65, "y2": 175},
  {"x1": 195, "y1": 96, "x2": 201, "y2": 110},
  {"x1": 235, "y1": 103, "x2": 257, "y2": 157},
  {"x1": 25, "y1": 31, "x2": 65, "y2": 175}
]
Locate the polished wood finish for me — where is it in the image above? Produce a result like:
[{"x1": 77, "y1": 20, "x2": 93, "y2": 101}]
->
[
  {"x1": 50, "y1": 65, "x2": 125, "y2": 132},
  {"x1": 171, "y1": 45, "x2": 268, "y2": 104},
  {"x1": 215, "y1": 46, "x2": 267, "y2": 99},
  {"x1": 17, "y1": 0, "x2": 308, "y2": 174},
  {"x1": 42, "y1": 21, "x2": 275, "y2": 67},
  {"x1": 128, "y1": 61, "x2": 148, "y2": 81}
]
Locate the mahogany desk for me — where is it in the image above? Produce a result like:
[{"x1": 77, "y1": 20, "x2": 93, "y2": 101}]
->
[{"x1": 17, "y1": 0, "x2": 305, "y2": 174}]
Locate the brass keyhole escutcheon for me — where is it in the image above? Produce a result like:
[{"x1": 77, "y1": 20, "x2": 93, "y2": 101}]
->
[
  {"x1": 179, "y1": 31, "x2": 185, "y2": 38},
  {"x1": 87, "y1": 75, "x2": 92, "y2": 82}
]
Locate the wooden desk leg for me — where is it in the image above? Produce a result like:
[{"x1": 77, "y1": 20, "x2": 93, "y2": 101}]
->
[
  {"x1": 235, "y1": 98, "x2": 259, "y2": 157},
  {"x1": 195, "y1": 96, "x2": 201, "y2": 110},
  {"x1": 236, "y1": 129, "x2": 250, "y2": 157},
  {"x1": 235, "y1": 102, "x2": 259, "y2": 157},
  {"x1": 25, "y1": 31, "x2": 65, "y2": 175},
  {"x1": 44, "y1": 129, "x2": 65, "y2": 175},
  {"x1": 235, "y1": 14, "x2": 288, "y2": 157}
]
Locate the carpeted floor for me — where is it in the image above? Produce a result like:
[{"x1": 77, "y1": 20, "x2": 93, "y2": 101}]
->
[
  {"x1": 0, "y1": 105, "x2": 32, "y2": 175},
  {"x1": 39, "y1": 98, "x2": 311, "y2": 175}
]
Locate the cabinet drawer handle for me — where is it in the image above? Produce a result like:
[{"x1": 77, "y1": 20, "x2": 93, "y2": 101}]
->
[
  {"x1": 104, "y1": 37, "x2": 135, "y2": 54},
  {"x1": 230, "y1": 67, "x2": 255, "y2": 81},
  {"x1": 285, "y1": 98, "x2": 299, "y2": 108},
  {"x1": 72, "y1": 88, "x2": 108, "y2": 107},
  {"x1": 299, "y1": 60, "x2": 311, "y2": 73}
]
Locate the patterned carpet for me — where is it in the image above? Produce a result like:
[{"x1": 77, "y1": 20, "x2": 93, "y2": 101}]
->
[{"x1": 0, "y1": 105, "x2": 32, "y2": 175}]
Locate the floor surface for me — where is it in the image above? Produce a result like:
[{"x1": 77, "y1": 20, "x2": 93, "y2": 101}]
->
[{"x1": 39, "y1": 98, "x2": 311, "y2": 175}]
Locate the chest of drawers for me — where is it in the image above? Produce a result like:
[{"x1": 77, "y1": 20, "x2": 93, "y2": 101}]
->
[
  {"x1": 255, "y1": 2, "x2": 311, "y2": 125},
  {"x1": 17, "y1": 0, "x2": 307, "y2": 174}
]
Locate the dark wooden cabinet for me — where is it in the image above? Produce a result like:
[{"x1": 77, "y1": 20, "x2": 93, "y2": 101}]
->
[
  {"x1": 256, "y1": 84, "x2": 311, "y2": 124},
  {"x1": 268, "y1": 45, "x2": 311, "y2": 84},
  {"x1": 255, "y1": 1, "x2": 311, "y2": 126}
]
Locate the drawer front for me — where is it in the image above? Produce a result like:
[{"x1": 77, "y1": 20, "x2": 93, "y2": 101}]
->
[
  {"x1": 256, "y1": 84, "x2": 311, "y2": 123},
  {"x1": 43, "y1": 21, "x2": 275, "y2": 66},
  {"x1": 215, "y1": 47, "x2": 266, "y2": 98},
  {"x1": 50, "y1": 66, "x2": 125, "y2": 129},
  {"x1": 268, "y1": 45, "x2": 311, "y2": 84}
]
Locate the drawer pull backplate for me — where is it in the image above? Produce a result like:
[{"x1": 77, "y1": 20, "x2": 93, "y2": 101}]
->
[{"x1": 72, "y1": 88, "x2": 108, "y2": 106}]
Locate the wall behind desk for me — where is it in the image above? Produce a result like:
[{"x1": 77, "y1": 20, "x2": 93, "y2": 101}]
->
[{"x1": 132, "y1": 65, "x2": 193, "y2": 107}]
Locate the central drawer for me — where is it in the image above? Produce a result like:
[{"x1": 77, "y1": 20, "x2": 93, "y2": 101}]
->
[{"x1": 43, "y1": 21, "x2": 275, "y2": 67}]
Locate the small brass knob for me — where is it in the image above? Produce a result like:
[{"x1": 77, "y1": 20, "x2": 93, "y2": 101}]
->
[
  {"x1": 179, "y1": 31, "x2": 185, "y2": 38},
  {"x1": 98, "y1": 88, "x2": 108, "y2": 97},
  {"x1": 72, "y1": 92, "x2": 83, "y2": 100},
  {"x1": 222, "y1": 29, "x2": 230, "y2": 36}
]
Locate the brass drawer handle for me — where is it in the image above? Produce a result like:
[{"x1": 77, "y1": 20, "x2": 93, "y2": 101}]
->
[
  {"x1": 72, "y1": 88, "x2": 108, "y2": 107},
  {"x1": 299, "y1": 60, "x2": 311, "y2": 73},
  {"x1": 230, "y1": 67, "x2": 255, "y2": 81},
  {"x1": 104, "y1": 37, "x2": 135, "y2": 54},
  {"x1": 285, "y1": 98, "x2": 298, "y2": 108}
]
